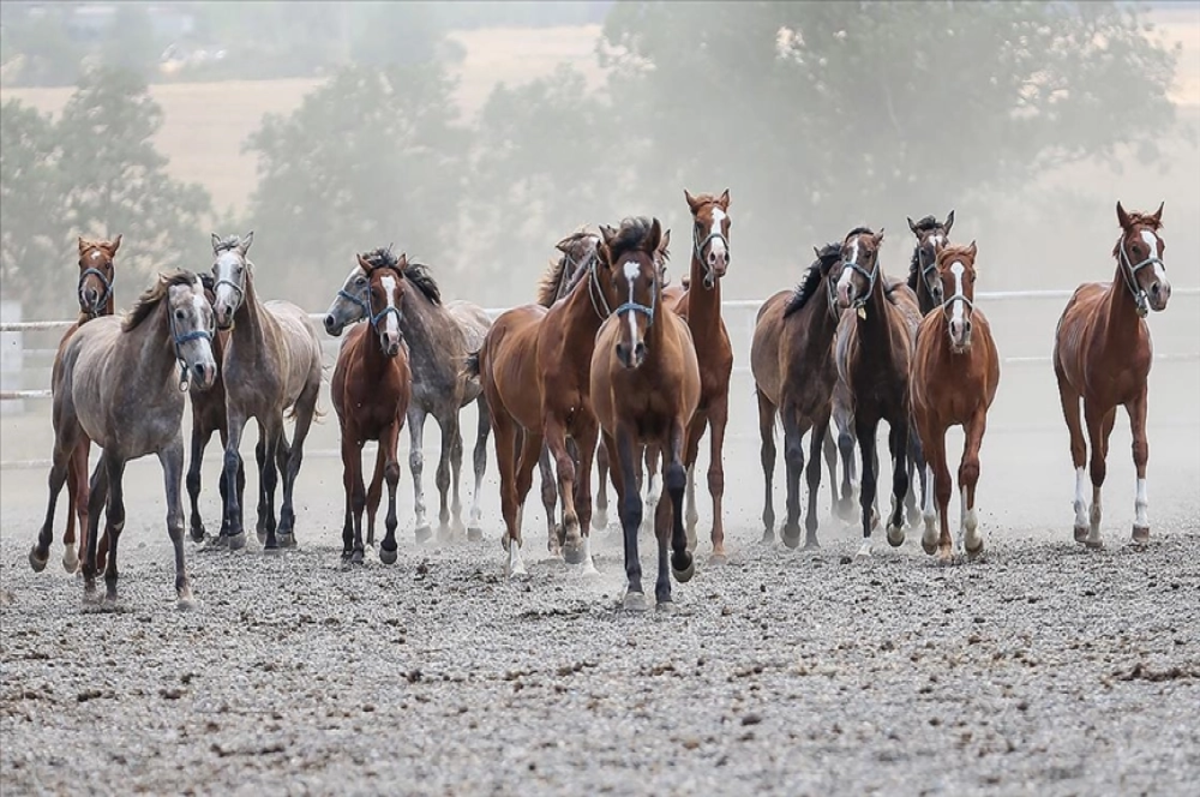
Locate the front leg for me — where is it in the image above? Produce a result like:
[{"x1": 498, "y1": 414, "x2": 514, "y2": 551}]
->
[
  {"x1": 158, "y1": 438, "x2": 195, "y2": 607},
  {"x1": 680, "y1": 413, "x2": 706, "y2": 549},
  {"x1": 101, "y1": 455, "x2": 128, "y2": 603},
  {"x1": 885, "y1": 422, "x2": 911, "y2": 548},
  {"x1": 616, "y1": 428, "x2": 647, "y2": 611},
  {"x1": 186, "y1": 424, "x2": 210, "y2": 543},
  {"x1": 434, "y1": 413, "x2": 458, "y2": 536},
  {"x1": 365, "y1": 444, "x2": 387, "y2": 549},
  {"x1": 755, "y1": 389, "x2": 777, "y2": 542},
  {"x1": 662, "y1": 419, "x2": 694, "y2": 606},
  {"x1": 380, "y1": 421, "x2": 403, "y2": 565},
  {"x1": 803, "y1": 414, "x2": 827, "y2": 549},
  {"x1": 593, "y1": 434, "x2": 610, "y2": 531},
  {"x1": 222, "y1": 412, "x2": 249, "y2": 550},
  {"x1": 780, "y1": 407, "x2": 806, "y2": 549},
  {"x1": 538, "y1": 442, "x2": 561, "y2": 556},
  {"x1": 1127, "y1": 389, "x2": 1150, "y2": 544},
  {"x1": 408, "y1": 407, "x2": 431, "y2": 543},
  {"x1": 855, "y1": 416, "x2": 880, "y2": 559},
  {"x1": 959, "y1": 409, "x2": 987, "y2": 559}
]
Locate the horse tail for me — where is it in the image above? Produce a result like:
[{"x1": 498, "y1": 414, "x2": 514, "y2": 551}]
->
[{"x1": 462, "y1": 348, "x2": 481, "y2": 381}]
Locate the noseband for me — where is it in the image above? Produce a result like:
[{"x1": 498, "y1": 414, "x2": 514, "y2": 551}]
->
[
  {"x1": 168, "y1": 302, "x2": 214, "y2": 392},
  {"x1": 1119, "y1": 232, "x2": 1165, "y2": 318},
  {"x1": 614, "y1": 261, "x2": 658, "y2": 328}
]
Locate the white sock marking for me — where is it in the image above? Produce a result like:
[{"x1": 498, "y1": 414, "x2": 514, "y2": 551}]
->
[
  {"x1": 1073, "y1": 467, "x2": 1088, "y2": 528},
  {"x1": 1135, "y1": 477, "x2": 1148, "y2": 528}
]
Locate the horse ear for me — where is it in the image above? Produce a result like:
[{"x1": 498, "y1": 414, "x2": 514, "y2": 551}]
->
[
  {"x1": 718, "y1": 188, "x2": 730, "y2": 209},
  {"x1": 684, "y1": 189, "x2": 701, "y2": 213},
  {"x1": 646, "y1": 217, "x2": 663, "y2": 254},
  {"x1": 1116, "y1": 201, "x2": 1132, "y2": 229},
  {"x1": 906, "y1": 216, "x2": 918, "y2": 235},
  {"x1": 356, "y1": 253, "x2": 372, "y2": 271},
  {"x1": 107, "y1": 233, "x2": 122, "y2": 254},
  {"x1": 554, "y1": 234, "x2": 574, "y2": 254},
  {"x1": 814, "y1": 245, "x2": 822, "y2": 260},
  {"x1": 1151, "y1": 201, "x2": 1164, "y2": 225},
  {"x1": 599, "y1": 223, "x2": 618, "y2": 247},
  {"x1": 967, "y1": 240, "x2": 977, "y2": 258},
  {"x1": 659, "y1": 227, "x2": 671, "y2": 255},
  {"x1": 944, "y1": 210, "x2": 955, "y2": 234},
  {"x1": 210, "y1": 233, "x2": 222, "y2": 253},
  {"x1": 396, "y1": 252, "x2": 409, "y2": 270},
  {"x1": 239, "y1": 231, "x2": 254, "y2": 254},
  {"x1": 874, "y1": 228, "x2": 885, "y2": 246}
]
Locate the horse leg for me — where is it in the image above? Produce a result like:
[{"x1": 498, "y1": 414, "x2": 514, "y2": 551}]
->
[
  {"x1": 1055, "y1": 366, "x2": 1089, "y2": 542},
  {"x1": 822, "y1": 426, "x2": 838, "y2": 522},
  {"x1": 960, "y1": 409, "x2": 987, "y2": 559},
  {"x1": 186, "y1": 423, "x2": 210, "y2": 543},
  {"x1": 803, "y1": 413, "x2": 828, "y2": 549},
  {"x1": 616, "y1": 428, "x2": 648, "y2": 611},
  {"x1": 492, "y1": 412, "x2": 525, "y2": 577},
  {"x1": 65, "y1": 437, "x2": 92, "y2": 573},
  {"x1": 593, "y1": 434, "x2": 610, "y2": 531},
  {"x1": 100, "y1": 455, "x2": 127, "y2": 603},
  {"x1": 158, "y1": 438, "x2": 195, "y2": 607},
  {"x1": 1127, "y1": 387, "x2": 1151, "y2": 544},
  {"x1": 780, "y1": 407, "x2": 806, "y2": 549},
  {"x1": 756, "y1": 389, "x2": 778, "y2": 542},
  {"x1": 449, "y1": 418, "x2": 466, "y2": 534},
  {"x1": 679, "y1": 413, "x2": 704, "y2": 550},
  {"x1": 642, "y1": 444, "x2": 662, "y2": 534},
  {"x1": 545, "y1": 415, "x2": 586, "y2": 564},
  {"x1": 572, "y1": 419, "x2": 600, "y2": 575},
  {"x1": 660, "y1": 418, "x2": 694, "y2": 608},
  {"x1": 1082, "y1": 402, "x2": 1114, "y2": 549},
  {"x1": 80, "y1": 451, "x2": 109, "y2": 601},
  {"x1": 703, "y1": 398, "x2": 729, "y2": 562},
  {"x1": 349, "y1": 433, "x2": 368, "y2": 565},
  {"x1": 885, "y1": 421, "x2": 911, "y2": 547},
  {"x1": 31, "y1": 445, "x2": 73, "y2": 573},
  {"x1": 339, "y1": 431, "x2": 358, "y2": 560},
  {"x1": 837, "y1": 418, "x2": 858, "y2": 523},
  {"x1": 467, "y1": 395, "x2": 490, "y2": 542},
  {"x1": 277, "y1": 379, "x2": 318, "y2": 547},
  {"x1": 538, "y1": 443, "x2": 561, "y2": 556},
  {"x1": 379, "y1": 422, "x2": 403, "y2": 565},
  {"x1": 855, "y1": 416, "x2": 881, "y2": 559},
  {"x1": 222, "y1": 411, "x2": 250, "y2": 551},
  {"x1": 434, "y1": 413, "x2": 457, "y2": 537},
  {"x1": 408, "y1": 406, "x2": 432, "y2": 543},
  {"x1": 365, "y1": 444, "x2": 386, "y2": 549},
  {"x1": 254, "y1": 429, "x2": 269, "y2": 544},
  {"x1": 906, "y1": 427, "x2": 926, "y2": 529},
  {"x1": 259, "y1": 422, "x2": 282, "y2": 551},
  {"x1": 507, "y1": 428, "x2": 543, "y2": 575}
]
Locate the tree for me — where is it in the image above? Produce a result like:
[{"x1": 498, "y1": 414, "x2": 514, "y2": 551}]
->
[
  {"x1": 597, "y1": 1, "x2": 1183, "y2": 282},
  {"x1": 0, "y1": 68, "x2": 213, "y2": 317},
  {"x1": 242, "y1": 63, "x2": 470, "y2": 309}
]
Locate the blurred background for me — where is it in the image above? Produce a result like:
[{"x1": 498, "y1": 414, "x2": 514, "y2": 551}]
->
[{"x1": 1, "y1": 1, "x2": 1197, "y2": 536}]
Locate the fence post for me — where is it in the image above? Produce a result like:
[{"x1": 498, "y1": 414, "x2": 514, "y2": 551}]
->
[{"x1": 1, "y1": 301, "x2": 24, "y2": 416}]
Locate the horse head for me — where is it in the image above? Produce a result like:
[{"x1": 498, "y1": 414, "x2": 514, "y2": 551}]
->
[
  {"x1": 1115, "y1": 201, "x2": 1169, "y2": 316},
  {"x1": 935, "y1": 242, "x2": 979, "y2": 353},
  {"x1": 600, "y1": 217, "x2": 665, "y2": 369},
  {"x1": 831, "y1": 227, "x2": 885, "y2": 312},
  {"x1": 209, "y1": 231, "x2": 254, "y2": 330},
  {"x1": 906, "y1": 211, "x2": 953, "y2": 308},
  {"x1": 684, "y1": 188, "x2": 731, "y2": 288},
  {"x1": 77, "y1": 234, "x2": 121, "y2": 318},
  {"x1": 366, "y1": 260, "x2": 409, "y2": 358}
]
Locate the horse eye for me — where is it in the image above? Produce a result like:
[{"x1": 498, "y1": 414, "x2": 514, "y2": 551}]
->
[{"x1": 175, "y1": 310, "x2": 185, "y2": 320}]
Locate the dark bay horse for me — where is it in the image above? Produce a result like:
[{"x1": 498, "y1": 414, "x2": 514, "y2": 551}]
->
[
  {"x1": 210, "y1": 232, "x2": 323, "y2": 551},
  {"x1": 331, "y1": 249, "x2": 413, "y2": 564},
  {"x1": 45, "y1": 235, "x2": 122, "y2": 573},
  {"x1": 1053, "y1": 202, "x2": 1171, "y2": 547},
  {"x1": 592, "y1": 217, "x2": 699, "y2": 611},
  {"x1": 911, "y1": 243, "x2": 1000, "y2": 563},
  {"x1": 750, "y1": 242, "x2": 844, "y2": 548},
  {"x1": 323, "y1": 252, "x2": 492, "y2": 543},
  {"x1": 906, "y1": 211, "x2": 955, "y2": 314},
  {"x1": 31, "y1": 270, "x2": 218, "y2": 606},
  {"x1": 831, "y1": 227, "x2": 919, "y2": 558}
]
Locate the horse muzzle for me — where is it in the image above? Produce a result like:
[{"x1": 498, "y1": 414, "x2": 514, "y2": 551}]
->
[
  {"x1": 191, "y1": 362, "x2": 218, "y2": 391},
  {"x1": 323, "y1": 313, "x2": 345, "y2": 337},
  {"x1": 1147, "y1": 279, "x2": 1171, "y2": 312},
  {"x1": 949, "y1": 318, "x2": 973, "y2": 353},
  {"x1": 616, "y1": 341, "x2": 646, "y2": 370}
]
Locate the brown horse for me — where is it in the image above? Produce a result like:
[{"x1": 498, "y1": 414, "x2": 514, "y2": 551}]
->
[
  {"x1": 331, "y1": 248, "x2": 413, "y2": 564},
  {"x1": 911, "y1": 243, "x2": 1000, "y2": 563},
  {"x1": 831, "y1": 227, "x2": 919, "y2": 557},
  {"x1": 1053, "y1": 202, "x2": 1171, "y2": 547},
  {"x1": 906, "y1": 211, "x2": 955, "y2": 315},
  {"x1": 31, "y1": 270, "x2": 218, "y2": 606},
  {"x1": 750, "y1": 242, "x2": 845, "y2": 548},
  {"x1": 43, "y1": 235, "x2": 122, "y2": 574},
  {"x1": 210, "y1": 232, "x2": 323, "y2": 551},
  {"x1": 592, "y1": 216, "x2": 699, "y2": 610}
]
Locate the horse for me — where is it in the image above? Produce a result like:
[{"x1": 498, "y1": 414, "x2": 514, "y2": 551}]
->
[
  {"x1": 831, "y1": 226, "x2": 919, "y2": 558},
  {"x1": 30, "y1": 270, "x2": 218, "y2": 607},
  {"x1": 910, "y1": 243, "x2": 1000, "y2": 563},
  {"x1": 591, "y1": 216, "x2": 700, "y2": 610},
  {"x1": 322, "y1": 250, "x2": 492, "y2": 543},
  {"x1": 330, "y1": 248, "x2": 413, "y2": 564},
  {"x1": 750, "y1": 242, "x2": 845, "y2": 548},
  {"x1": 41, "y1": 235, "x2": 122, "y2": 574},
  {"x1": 1053, "y1": 201, "x2": 1171, "y2": 547},
  {"x1": 906, "y1": 211, "x2": 955, "y2": 315},
  {"x1": 210, "y1": 232, "x2": 323, "y2": 551},
  {"x1": 184, "y1": 273, "x2": 256, "y2": 545}
]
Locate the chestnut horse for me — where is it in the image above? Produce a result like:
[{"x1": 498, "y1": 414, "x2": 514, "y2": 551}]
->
[
  {"x1": 751, "y1": 242, "x2": 844, "y2": 548},
  {"x1": 31, "y1": 270, "x2": 218, "y2": 606},
  {"x1": 591, "y1": 217, "x2": 700, "y2": 611},
  {"x1": 43, "y1": 235, "x2": 122, "y2": 574},
  {"x1": 831, "y1": 227, "x2": 918, "y2": 557},
  {"x1": 331, "y1": 249, "x2": 413, "y2": 564},
  {"x1": 1053, "y1": 202, "x2": 1171, "y2": 547},
  {"x1": 911, "y1": 243, "x2": 1000, "y2": 562},
  {"x1": 210, "y1": 232, "x2": 323, "y2": 551}
]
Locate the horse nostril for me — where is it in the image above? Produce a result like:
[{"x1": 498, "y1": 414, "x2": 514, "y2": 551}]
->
[
  {"x1": 1150, "y1": 282, "x2": 1161, "y2": 297},
  {"x1": 634, "y1": 342, "x2": 646, "y2": 361},
  {"x1": 324, "y1": 314, "x2": 335, "y2": 329}
]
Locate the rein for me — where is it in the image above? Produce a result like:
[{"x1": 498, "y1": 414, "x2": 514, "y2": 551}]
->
[
  {"x1": 78, "y1": 265, "x2": 114, "y2": 318},
  {"x1": 1118, "y1": 232, "x2": 1165, "y2": 318},
  {"x1": 587, "y1": 258, "x2": 612, "y2": 320}
]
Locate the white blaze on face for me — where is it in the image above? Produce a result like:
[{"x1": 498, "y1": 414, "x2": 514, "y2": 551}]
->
[
  {"x1": 1140, "y1": 230, "x2": 1168, "y2": 284},
  {"x1": 950, "y1": 261, "x2": 966, "y2": 327},
  {"x1": 90, "y1": 250, "x2": 103, "y2": 262},
  {"x1": 380, "y1": 274, "x2": 400, "y2": 341},
  {"x1": 623, "y1": 260, "x2": 639, "y2": 342},
  {"x1": 836, "y1": 239, "x2": 860, "y2": 300},
  {"x1": 213, "y1": 251, "x2": 242, "y2": 312},
  {"x1": 709, "y1": 208, "x2": 727, "y2": 262}
]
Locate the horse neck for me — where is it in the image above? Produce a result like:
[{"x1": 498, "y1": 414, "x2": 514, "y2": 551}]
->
[
  {"x1": 75, "y1": 295, "x2": 116, "y2": 326},
  {"x1": 128, "y1": 299, "x2": 182, "y2": 393},
  {"x1": 400, "y1": 290, "x2": 461, "y2": 374},
  {"x1": 561, "y1": 268, "x2": 607, "y2": 338},
  {"x1": 916, "y1": 273, "x2": 937, "y2": 315},
  {"x1": 800, "y1": 282, "x2": 841, "y2": 353},
  {"x1": 687, "y1": 253, "x2": 722, "y2": 335},
  {"x1": 1101, "y1": 259, "x2": 1144, "y2": 354},
  {"x1": 858, "y1": 277, "x2": 899, "y2": 352},
  {"x1": 361, "y1": 323, "x2": 392, "y2": 373},
  {"x1": 230, "y1": 272, "x2": 271, "y2": 349}
]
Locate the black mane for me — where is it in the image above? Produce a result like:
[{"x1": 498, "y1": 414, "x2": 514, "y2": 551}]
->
[
  {"x1": 361, "y1": 245, "x2": 399, "y2": 271},
  {"x1": 607, "y1": 217, "x2": 658, "y2": 264},
  {"x1": 845, "y1": 226, "x2": 875, "y2": 239},
  {"x1": 402, "y1": 261, "x2": 441, "y2": 305},
  {"x1": 784, "y1": 242, "x2": 842, "y2": 317}
]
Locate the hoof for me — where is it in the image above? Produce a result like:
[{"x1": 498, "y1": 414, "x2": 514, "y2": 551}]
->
[
  {"x1": 760, "y1": 529, "x2": 775, "y2": 545},
  {"x1": 671, "y1": 551, "x2": 695, "y2": 583},
  {"x1": 591, "y1": 511, "x2": 608, "y2": 531},
  {"x1": 656, "y1": 600, "x2": 676, "y2": 614},
  {"x1": 781, "y1": 527, "x2": 801, "y2": 550},
  {"x1": 256, "y1": 529, "x2": 267, "y2": 546},
  {"x1": 803, "y1": 536, "x2": 820, "y2": 551},
  {"x1": 1132, "y1": 526, "x2": 1150, "y2": 545},
  {"x1": 856, "y1": 541, "x2": 872, "y2": 559},
  {"x1": 62, "y1": 548, "x2": 79, "y2": 574},
  {"x1": 936, "y1": 550, "x2": 955, "y2": 566},
  {"x1": 886, "y1": 524, "x2": 905, "y2": 548},
  {"x1": 29, "y1": 546, "x2": 48, "y2": 573},
  {"x1": 1084, "y1": 537, "x2": 1104, "y2": 550},
  {"x1": 965, "y1": 543, "x2": 984, "y2": 560},
  {"x1": 622, "y1": 591, "x2": 649, "y2": 612},
  {"x1": 227, "y1": 531, "x2": 247, "y2": 551},
  {"x1": 379, "y1": 545, "x2": 398, "y2": 565},
  {"x1": 341, "y1": 550, "x2": 352, "y2": 561},
  {"x1": 467, "y1": 526, "x2": 483, "y2": 543},
  {"x1": 189, "y1": 526, "x2": 206, "y2": 543},
  {"x1": 921, "y1": 537, "x2": 937, "y2": 556},
  {"x1": 176, "y1": 589, "x2": 197, "y2": 611},
  {"x1": 210, "y1": 534, "x2": 229, "y2": 550},
  {"x1": 351, "y1": 550, "x2": 364, "y2": 565},
  {"x1": 414, "y1": 525, "x2": 432, "y2": 544},
  {"x1": 1073, "y1": 525, "x2": 1088, "y2": 543},
  {"x1": 277, "y1": 532, "x2": 296, "y2": 549},
  {"x1": 263, "y1": 545, "x2": 283, "y2": 557},
  {"x1": 708, "y1": 552, "x2": 728, "y2": 567}
]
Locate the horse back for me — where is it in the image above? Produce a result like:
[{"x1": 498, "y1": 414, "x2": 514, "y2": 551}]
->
[
  {"x1": 264, "y1": 299, "x2": 323, "y2": 402},
  {"x1": 480, "y1": 304, "x2": 546, "y2": 430},
  {"x1": 1054, "y1": 281, "x2": 1150, "y2": 403},
  {"x1": 749, "y1": 290, "x2": 791, "y2": 406}
]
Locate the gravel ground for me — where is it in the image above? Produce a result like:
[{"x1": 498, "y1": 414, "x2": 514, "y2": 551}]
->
[{"x1": 3, "y1": 406, "x2": 1199, "y2": 796}]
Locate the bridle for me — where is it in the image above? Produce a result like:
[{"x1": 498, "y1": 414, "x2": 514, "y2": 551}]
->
[
  {"x1": 839, "y1": 237, "x2": 879, "y2": 312},
  {"x1": 586, "y1": 255, "x2": 612, "y2": 321},
  {"x1": 368, "y1": 271, "x2": 404, "y2": 337},
  {"x1": 693, "y1": 204, "x2": 730, "y2": 289},
  {"x1": 78, "y1": 249, "x2": 114, "y2": 318},
  {"x1": 917, "y1": 234, "x2": 947, "y2": 304},
  {"x1": 168, "y1": 297, "x2": 214, "y2": 392},
  {"x1": 940, "y1": 262, "x2": 975, "y2": 324},
  {"x1": 614, "y1": 257, "x2": 657, "y2": 328},
  {"x1": 212, "y1": 247, "x2": 247, "y2": 313},
  {"x1": 338, "y1": 272, "x2": 372, "y2": 321},
  {"x1": 1118, "y1": 229, "x2": 1165, "y2": 318}
]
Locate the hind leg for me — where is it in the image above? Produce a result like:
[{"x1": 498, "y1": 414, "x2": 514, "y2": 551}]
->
[
  {"x1": 186, "y1": 425, "x2": 211, "y2": 543},
  {"x1": 65, "y1": 437, "x2": 92, "y2": 572},
  {"x1": 836, "y1": 423, "x2": 858, "y2": 523},
  {"x1": 756, "y1": 389, "x2": 778, "y2": 542},
  {"x1": 379, "y1": 421, "x2": 403, "y2": 565},
  {"x1": 1082, "y1": 402, "x2": 1116, "y2": 549},
  {"x1": 822, "y1": 426, "x2": 837, "y2": 521},
  {"x1": 278, "y1": 379, "x2": 319, "y2": 546},
  {"x1": 593, "y1": 436, "x2": 610, "y2": 531},
  {"x1": 80, "y1": 452, "x2": 110, "y2": 600},
  {"x1": 31, "y1": 447, "x2": 73, "y2": 573},
  {"x1": 492, "y1": 411, "x2": 525, "y2": 577},
  {"x1": 467, "y1": 395, "x2": 490, "y2": 542},
  {"x1": 780, "y1": 407, "x2": 807, "y2": 549},
  {"x1": 538, "y1": 442, "x2": 561, "y2": 556},
  {"x1": 803, "y1": 413, "x2": 828, "y2": 549},
  {"x1": 906, "y1": 427, "x2": 926, "y2": 529},
  {"x1": 408, "y1": 406, "x2": 432, "y2": 542},
  {"x1": 680, "y1": 413, "x2": 706, "y2": 549},
  {"x1": 885, "y1": 422, "x2": 911, "y2": 547},
  {"x1": 855, "y1": 417, "x2": 881, "y2": 558},
  {"x1": 255, "y1": 429, "x2": 269, "y2": 544},
  {"x1": 158, "y1": 439, "x2": 194, "y2": 607},
  {"x1": 365, "y1": 444, "x2": 387, "y2": 548},
  {"x1": 449, "y1": 418, "x2": 466, "y2": 534},
  {"x1": 1055, "y1": 366, "x2": 1089, "y2": 542},
  {"x1": 434, "y1": 413, "x2": 458, "y2": 536}
]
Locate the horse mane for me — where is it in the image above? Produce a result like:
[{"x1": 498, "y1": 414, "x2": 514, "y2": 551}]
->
[
  {"x1": 1112, "y1": 213, "x2": 1164, "y2": 258},
  {"x1": 123, "y1": 270, "x2": 197, "y2": 332},
  {"x1": 784, "y1": 242, "x2": 841, "y2": 317},
  {"x1": 361, "y1": 245, "x2": 399, "y2": 271},
  {"x1": 607, "y1": 217, "x2": 659, "y2": 264},
  {"x1": 845, "y1": 226, "x2": 875, "y2": 239},
  {"x1": 536, "y1": 255, "x2": 568, "y2": 307},
  {"x1": 212, "y1": 234, "x2": 244, "y2": 253},
  {"x1": 401, "y1": 261, "x2": 441, "y2": 305}
]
